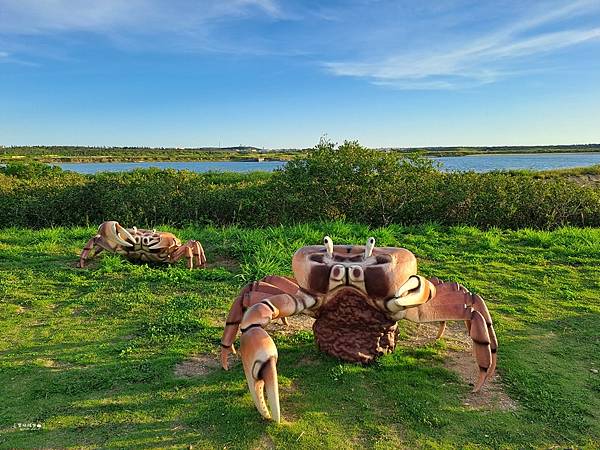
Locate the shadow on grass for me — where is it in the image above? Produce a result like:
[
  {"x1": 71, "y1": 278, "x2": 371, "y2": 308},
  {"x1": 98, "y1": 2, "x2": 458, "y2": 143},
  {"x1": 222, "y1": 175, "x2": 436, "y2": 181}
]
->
[{"x1": 2, "y1": 314, "x2": 599, "y2": 448}]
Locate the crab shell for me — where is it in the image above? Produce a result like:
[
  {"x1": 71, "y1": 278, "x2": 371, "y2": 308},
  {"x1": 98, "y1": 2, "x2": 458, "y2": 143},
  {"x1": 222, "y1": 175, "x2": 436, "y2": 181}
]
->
[{"x1": 292, "y1": 243, "x2": 417, "y2": 300}]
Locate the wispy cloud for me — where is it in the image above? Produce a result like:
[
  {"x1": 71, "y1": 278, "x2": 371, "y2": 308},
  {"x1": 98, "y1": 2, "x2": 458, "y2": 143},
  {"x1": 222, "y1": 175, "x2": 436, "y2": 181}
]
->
[
  {"x1": 1, "y1": 0, "x2": 600, "y2": 88},
  {"x1": 0, "y1": 0, "x2": 286, "y2": 59},
  {"x1": 0, "y1": 0, "x2": 283, "y2": 33},
  {"x1": 324, "y1": 0, "x2": 600, "y2": 89}
]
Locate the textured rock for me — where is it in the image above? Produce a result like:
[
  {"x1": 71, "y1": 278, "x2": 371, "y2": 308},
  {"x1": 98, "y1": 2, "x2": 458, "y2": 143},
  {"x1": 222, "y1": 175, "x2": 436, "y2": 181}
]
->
[{"x1": 313, "y1": 289, "x2": 397, "y2": 363}]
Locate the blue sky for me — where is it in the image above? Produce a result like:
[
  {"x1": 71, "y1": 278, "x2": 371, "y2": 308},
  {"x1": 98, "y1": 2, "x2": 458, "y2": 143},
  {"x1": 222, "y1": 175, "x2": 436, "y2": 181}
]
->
[{"x1": 1, "y1": 0, "x2": 599, "y2": 148}]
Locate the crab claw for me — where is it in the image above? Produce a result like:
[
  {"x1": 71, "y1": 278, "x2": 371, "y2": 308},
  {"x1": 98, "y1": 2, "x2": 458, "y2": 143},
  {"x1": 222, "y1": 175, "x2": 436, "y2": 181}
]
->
[
  {"x1": 387, "y1": 275, "x2": 434, "y2": 312},
  {"x1": 107, "y1": 221, "x2": 135, "y2": 247},
  {"x1": 240, "y1": 327, "x2": 280, "y2": 423}
]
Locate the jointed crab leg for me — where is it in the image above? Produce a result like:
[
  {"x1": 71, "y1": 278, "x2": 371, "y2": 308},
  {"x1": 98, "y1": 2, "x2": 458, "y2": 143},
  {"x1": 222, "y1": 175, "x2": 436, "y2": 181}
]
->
[
  {"x1": 239, "y1": 293, "x2": 314, "y2": 423},
  {"x1": 149, "y1": 238, "x2": 206, "y2": 269},
  {"x1": 402, "y1": 280, "x2": 498, "y2": 392},
  {"x1": 78, "y1": 236, "x2": 107, "y2": 267},
  {"x1": 189, "y1": 240, "x2": 207, "y2": 267},
  {"x1": 168, "y1": 240, "x2": 206, "y2": 268},
  {"x1": 220, "y1": 277, "x2": 302, "y2": 369}
]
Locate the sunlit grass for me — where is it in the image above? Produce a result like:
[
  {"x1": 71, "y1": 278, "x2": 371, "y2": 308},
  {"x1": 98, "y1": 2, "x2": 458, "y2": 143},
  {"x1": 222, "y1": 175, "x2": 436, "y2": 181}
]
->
[{"x1": 0, "y1": 224, "x2": 598, "y2": 448}]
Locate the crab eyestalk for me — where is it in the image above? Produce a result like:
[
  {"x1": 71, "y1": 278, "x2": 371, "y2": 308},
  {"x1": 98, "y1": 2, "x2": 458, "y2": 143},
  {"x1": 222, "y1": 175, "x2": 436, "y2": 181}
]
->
[
  {"x1": 364, "y1": 237, "x2": 375, "y2": 259},
  {"x1": 323, "y1": 236, "x2": 334, "y2": 258}
]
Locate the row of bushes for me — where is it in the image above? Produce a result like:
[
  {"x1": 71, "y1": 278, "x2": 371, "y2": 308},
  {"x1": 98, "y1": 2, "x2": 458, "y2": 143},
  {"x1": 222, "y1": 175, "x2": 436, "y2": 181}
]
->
[{"x1": 1, "y1": 142, "x2": 599, "y2": 229}]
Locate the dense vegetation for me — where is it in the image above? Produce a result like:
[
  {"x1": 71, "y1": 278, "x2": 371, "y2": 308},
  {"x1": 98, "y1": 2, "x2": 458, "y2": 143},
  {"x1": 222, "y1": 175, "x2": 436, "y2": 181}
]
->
[
  {"x1": 0, "y1": 145, "x2": 299, "y2": 163},
  {"x1": 1, "y1": 142, "x2": 599, "y2": 229},
  {"x1": 2, "y1": 143, "x2": 599, "y2": 163},
  {"x1": 0, "y1": 224, "x2": 598, "y2": 448}
]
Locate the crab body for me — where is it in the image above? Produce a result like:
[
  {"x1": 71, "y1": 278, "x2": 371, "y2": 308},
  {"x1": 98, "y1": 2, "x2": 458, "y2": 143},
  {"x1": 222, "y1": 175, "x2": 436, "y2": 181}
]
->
[
  {"x1": 78, "y1": 221, "x2": 206, "y2": 269},
  {"x1": 220, "y1": 237, "x2": 498, "y2": 423}
]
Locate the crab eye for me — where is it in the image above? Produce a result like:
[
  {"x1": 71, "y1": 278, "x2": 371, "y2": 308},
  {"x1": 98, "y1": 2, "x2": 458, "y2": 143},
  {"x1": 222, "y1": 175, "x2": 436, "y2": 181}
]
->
[{"x1": 330, "y1": 264, "x2": 345, "y2": 281}]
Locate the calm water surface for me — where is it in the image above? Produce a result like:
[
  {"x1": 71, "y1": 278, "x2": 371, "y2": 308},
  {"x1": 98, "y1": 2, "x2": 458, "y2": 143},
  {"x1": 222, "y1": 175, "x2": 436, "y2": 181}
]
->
[
  {"x1": 56, "y1": 153, "x2": 600, "y2": 174},
  {"x1": 57, "y1": 160, "x2": 286, "y2": 174},
  {"x1": 433, "y1": 152, "x2": 600, "y2": 172}
]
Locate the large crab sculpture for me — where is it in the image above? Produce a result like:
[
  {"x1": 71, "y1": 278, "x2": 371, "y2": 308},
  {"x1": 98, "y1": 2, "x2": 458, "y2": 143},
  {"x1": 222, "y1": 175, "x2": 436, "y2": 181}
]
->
[
  {"x1": 78, "y1": 221, "x2": 206, "y2": 269},
  {"x1": 220, "y1": 237, "x2": 497, "y2": 423}
]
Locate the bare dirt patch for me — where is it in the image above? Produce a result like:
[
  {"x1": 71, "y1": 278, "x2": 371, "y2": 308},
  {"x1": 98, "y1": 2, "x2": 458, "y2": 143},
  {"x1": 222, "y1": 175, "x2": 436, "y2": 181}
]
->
[
  {"x1": 204, "y1": 257, "x2": 239, "y2": 271},
  {"x1": 265, "y1": 314, "x2": 315, "y2": 336},
  {"x1": 35, "y1": 358, "x2": 73, "y2": 370},
  {"x1": 174, "y1": 354, "x2": 223, "y2": 378},
  {"x1": 399, "y1": 322, "x2": 517, "y2": 412},
  {"x1": 252, "y1": 434, "x2": 275, "y2": 450}
]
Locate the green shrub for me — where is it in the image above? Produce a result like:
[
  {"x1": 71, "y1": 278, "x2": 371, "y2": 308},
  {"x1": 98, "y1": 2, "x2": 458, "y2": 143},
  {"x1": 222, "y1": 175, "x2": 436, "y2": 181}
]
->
[
  {"x1": 0, "y1": 145, "x2": 598, "y2": 229},
  {"x1": 0, "y1": 161, "x2": 64, "y2": 178},
  {"x1": 268, "y1": 139, "x2": 437, "y2": 226}
]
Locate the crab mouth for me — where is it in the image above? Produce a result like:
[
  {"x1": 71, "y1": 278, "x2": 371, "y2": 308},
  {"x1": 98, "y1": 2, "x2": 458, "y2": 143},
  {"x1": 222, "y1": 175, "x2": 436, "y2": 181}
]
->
[{"x1": 324, "y1": 284, "x2": 368, "y2": 299}]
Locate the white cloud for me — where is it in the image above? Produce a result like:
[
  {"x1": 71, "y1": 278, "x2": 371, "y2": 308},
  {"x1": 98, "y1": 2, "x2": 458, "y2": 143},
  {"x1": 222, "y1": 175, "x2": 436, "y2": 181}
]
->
[
  {"x1": 0, "y1": 0, "x2": 283, "y2": 34},
  {"x1": 0, "y1": 0, "x2": 286, "y2": 59},
  {"x1": 324, "y1": 0, "x2": 600, "y2": 89}
]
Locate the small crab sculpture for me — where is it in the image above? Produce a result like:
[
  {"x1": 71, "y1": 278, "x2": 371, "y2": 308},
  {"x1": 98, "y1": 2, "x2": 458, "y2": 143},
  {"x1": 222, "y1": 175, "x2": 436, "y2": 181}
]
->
[
  {"x1": 78, "y1": 221, "x2": 206, "y2": 269},
  {"x1": 220, "y1": 237, "x2": 497, "y2": 423}
]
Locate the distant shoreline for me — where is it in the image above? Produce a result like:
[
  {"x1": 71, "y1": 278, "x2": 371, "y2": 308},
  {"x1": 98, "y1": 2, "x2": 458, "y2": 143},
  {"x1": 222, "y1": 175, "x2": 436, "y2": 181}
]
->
[{"x1": 2, "y1": 144, "x2": 600, "y2": 163}]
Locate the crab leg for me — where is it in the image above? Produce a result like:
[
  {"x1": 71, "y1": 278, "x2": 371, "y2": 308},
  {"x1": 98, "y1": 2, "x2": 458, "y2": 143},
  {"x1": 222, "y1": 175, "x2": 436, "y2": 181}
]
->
[
  {"x1": 428, "y1": 277, "x2": 449, "y2": 339},
  {"x1": 78, "y1": 236, "x2": 115, "y2": 267},
  {"x1": 189, "y1": 240, "x2": 207, "y2": 267},
  {"x1": 239, "y1": 293, "x2": 313, "y2": 423},
  {"x1": 402, "y1": 281, "x2": 498, "y2": 392},
  {"x1": 164, "y1": 240, "x2": 206, "y2": 269},
  {"x1": 79, "y1": 236, "x2": 102, "y2": 267},
  {"x1": 167, "y1": 245, "x2": 193, "y2": 269},
  {"x1": 220, "y1": 277, "x2": 301, "y2": 370}
]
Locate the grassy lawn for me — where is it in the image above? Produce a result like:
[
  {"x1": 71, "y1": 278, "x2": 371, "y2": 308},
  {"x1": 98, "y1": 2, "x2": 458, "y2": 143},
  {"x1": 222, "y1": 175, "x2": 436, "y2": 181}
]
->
[{"x1": 0, "y1": 223, "x2": 598, "y2": 449}]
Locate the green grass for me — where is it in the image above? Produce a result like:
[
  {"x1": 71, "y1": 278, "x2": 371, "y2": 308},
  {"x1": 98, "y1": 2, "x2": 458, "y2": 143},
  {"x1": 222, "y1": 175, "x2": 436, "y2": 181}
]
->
[
  {"x1": 510, "y1": 164, "x2": 600, "y2": 178},
  {"x1": 0, "y1": 223, "x2": 599, "y2": 449}
]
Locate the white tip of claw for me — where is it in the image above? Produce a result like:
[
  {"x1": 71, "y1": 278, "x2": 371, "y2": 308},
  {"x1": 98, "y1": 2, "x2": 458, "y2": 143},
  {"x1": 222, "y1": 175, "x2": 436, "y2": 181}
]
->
[
  {"x1": 111, "y1": 222, "x2": 133, "y2": 247},
  {"x1": 263, "y1": 358, "x2": 280, "y2": 423},
  {"x1": 323, "y1": 236, "x2": 333, "y2": 257},
  {"x1": 365, "y1": 236, "x2": 375, "y2": 259},
  {"x1": 120, "y1": 226, "x2": 136, "y2": 245},
  {"x1": 395, "y1": 275, "x2": 421, "y2": 298}
]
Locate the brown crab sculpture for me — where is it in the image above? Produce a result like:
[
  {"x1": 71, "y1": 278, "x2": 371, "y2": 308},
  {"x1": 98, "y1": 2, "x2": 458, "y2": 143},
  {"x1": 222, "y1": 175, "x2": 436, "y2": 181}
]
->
[
  {"x1": 78, "y1": 221, "x2": 206, "y2": 269},
  {"x1": 221, "y1": 237, "x2": 497, "y2": 423}
]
